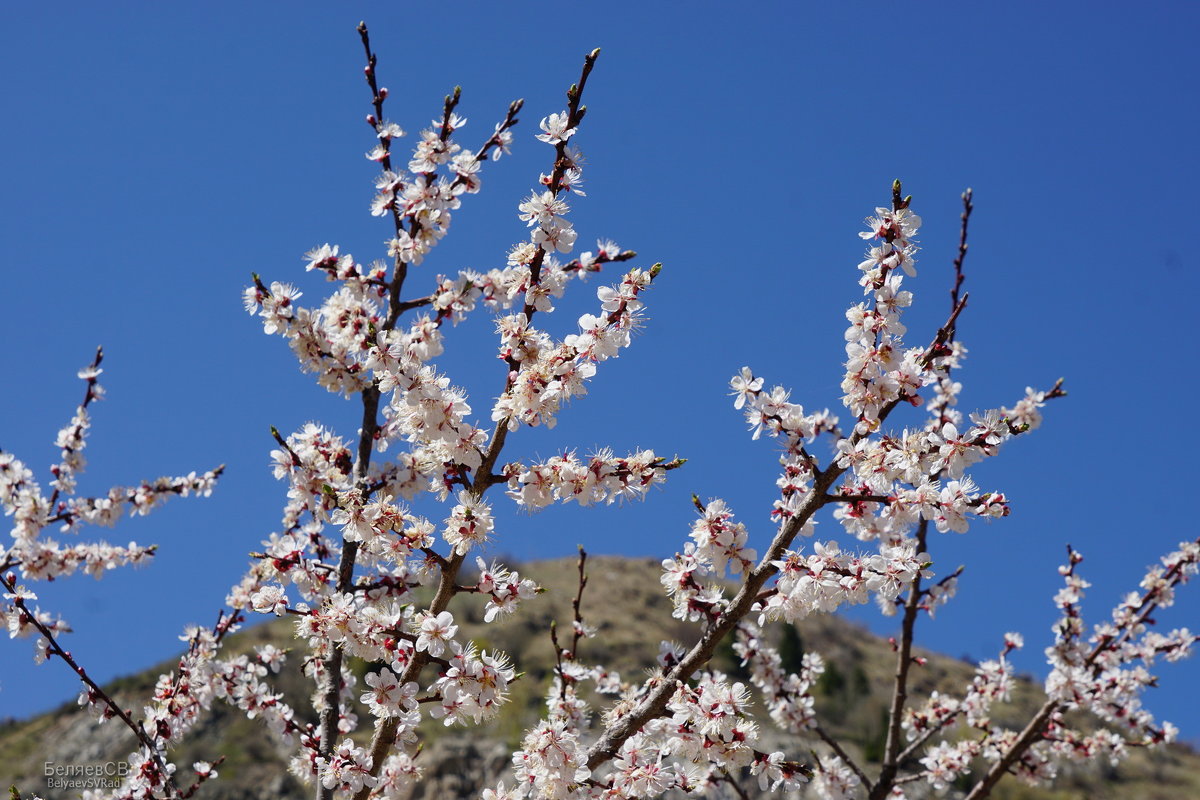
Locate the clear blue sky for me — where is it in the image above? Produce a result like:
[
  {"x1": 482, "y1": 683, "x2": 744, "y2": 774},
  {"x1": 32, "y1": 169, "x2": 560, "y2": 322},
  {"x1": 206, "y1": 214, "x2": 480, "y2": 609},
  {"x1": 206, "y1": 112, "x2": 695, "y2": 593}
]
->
[{"x1": 2, "y1": 2, "x2": 1198, "y2": 745}]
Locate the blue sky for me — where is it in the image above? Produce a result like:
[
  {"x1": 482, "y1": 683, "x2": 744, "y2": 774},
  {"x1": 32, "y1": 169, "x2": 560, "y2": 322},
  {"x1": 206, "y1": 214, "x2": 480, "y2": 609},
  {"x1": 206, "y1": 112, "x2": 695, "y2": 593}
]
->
[{"x1": 2, "y1": 2, "x2": 1198, "y2": 746}]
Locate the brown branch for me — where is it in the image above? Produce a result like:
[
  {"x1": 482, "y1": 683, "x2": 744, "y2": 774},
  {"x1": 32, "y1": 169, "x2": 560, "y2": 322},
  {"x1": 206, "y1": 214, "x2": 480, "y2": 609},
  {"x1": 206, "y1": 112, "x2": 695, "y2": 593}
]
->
[
  {"x1": 564, "y1": 248, "x2": 637, "y2": 274},
  {"x1": 419, "y1": 547, "x2": 449, "y2": 571},
  {"x1": 45, "y1": 467, "x2": 225, "y2": 529},
  {"x1": 717, "y1": 767, "x2": 752, "y2": 800},
  {"x1": 361, "y1": 18, "x2": 412, "y2": 334},
  {"x1": 358, "y1": 22, "x2": 523, "y2": 336},
  {"x1": 823, "y1": 493, "x2": 893, "y2": 505},
  {"x1": 814, "y1": 723, "x2": 872, "y2": 789},
  {"x1": 309, "y1": 30, "x2": 398, "y2": 774},
  {"x1": 1, "y1": 573, "x2": 180, "y2": 798},
  {"x1": 923, "y1": 187, "x2": 974, "y2": 428},
  {"x1": 250, "y1": 552, "x2": 336, "y2": 573},
  {"x1": 569, "y1": 546, "x2": 590, "y2": 658},
  {"x1": 950, "y1": 189, "x2": 973, "y2": 312},
  {"x1": 829, "y1": 193, "x2": 984, "y2": 796},
  {"x1": 550, "y1": 546, "x2": 590, "y2": 706},
  {"x1": 352, "y1": 421, "x2": 512, "y2": 799},
  {"x1": 963, "y1": 536, "x2": 1200, "y2": 799},
  {"x1": 352, "y1": 575, "x2": 421, "y2": 595},
  {"x1": 919, "y1": 293, "x2": 969, "y2": 370},
  {"x1": 313, "y1": 25, "x2": 438, "y2": 794},
  {"x1": 963, "y1": 698, "x2": 1059, "y2": 800},
  {"x1": 178, "y1": 755, "x2": 226, "y2": 800},
  {"x1": 395, "y1": 295, "x2": 434, "y2": 313},
  {"x1": 356, "y1": 22, "x2": 393, "y2": 175},
  {"x1": 520, "y1": 47, "x2": 600, "y2": 320},
  {"x1": 270, "y1": 425, "x2": 302, "y2": 466},
  {"x1": 548, "y1": 617, "x2": 566, "y2": 698},
  {"x1": 920, "y1": 565, "x2": 965, "y2": 605},
  {"x1": 869, "y1": 518, "x2": 930, "y2": 800},
  {"x1": 47, "y1": 346, "x2": 104, "y2": 509}
]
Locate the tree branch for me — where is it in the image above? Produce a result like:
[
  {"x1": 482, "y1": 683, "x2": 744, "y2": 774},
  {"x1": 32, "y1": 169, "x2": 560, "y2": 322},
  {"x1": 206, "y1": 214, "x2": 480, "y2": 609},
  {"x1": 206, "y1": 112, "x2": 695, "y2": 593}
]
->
[
  {"x1": 963, "y1": 536, "x2": 1199, "y2": 799},
  {"x1": 814, "y1": 723, "x2": 872, "y2": 790},
  {"x1": 1, "y1": 573, "x2": 181, "y2": 798},
  {"x1": 869, "y1": 518, "x2": 929, "y2": 800}
]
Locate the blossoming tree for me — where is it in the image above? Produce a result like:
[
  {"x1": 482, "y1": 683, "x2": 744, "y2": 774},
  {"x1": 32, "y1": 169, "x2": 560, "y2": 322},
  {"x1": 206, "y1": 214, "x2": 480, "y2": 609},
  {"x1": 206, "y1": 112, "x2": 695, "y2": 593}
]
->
[{"x1": 3, "y1": 24, "x2": 1196, "y2": 800}]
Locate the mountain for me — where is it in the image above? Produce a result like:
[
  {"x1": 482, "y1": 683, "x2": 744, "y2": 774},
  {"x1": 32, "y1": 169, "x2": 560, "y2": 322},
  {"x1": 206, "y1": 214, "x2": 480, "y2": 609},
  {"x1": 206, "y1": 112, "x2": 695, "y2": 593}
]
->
[{"x1": 3, "y1": 557, "x2": 1197, "y2": 799}]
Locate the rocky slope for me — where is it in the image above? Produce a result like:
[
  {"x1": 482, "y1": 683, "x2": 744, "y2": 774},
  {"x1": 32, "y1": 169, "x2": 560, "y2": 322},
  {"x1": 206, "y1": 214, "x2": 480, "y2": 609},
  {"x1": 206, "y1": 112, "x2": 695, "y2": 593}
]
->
[{"x1": 2, "y1": 557, "x2": 1197, "y2": 799}]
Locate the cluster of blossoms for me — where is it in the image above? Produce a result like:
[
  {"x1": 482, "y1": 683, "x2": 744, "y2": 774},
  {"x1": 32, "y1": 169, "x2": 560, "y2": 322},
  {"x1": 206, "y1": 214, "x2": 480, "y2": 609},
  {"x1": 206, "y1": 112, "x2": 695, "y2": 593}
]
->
[
  {"x1": 660, "y1": 542, "x2": 727, "y2": 623},
  {"x1": 660, "y1": 500, "x2": 763, "y2": 623},
  {"x1": 843, "y1": 205, "x2": 923, "y2": 430},
  {"x1": 2, "y1": 353, "x2": 221, "y2": 682},
  {"x1": 810, "y1": 756, "x2": 864, "y2": 800},
  {"x1": 472, "y1": 557, "x2": 541, "y2": 622},
  {"x1": 491, "y1": 264, "x2": 658, "y2": 431},
  {"x1": 75, "y1": 607, "x2": 273, "y2": 798},
  {"x1": 761, "y1": 540, "x2": 930, "y2": 622},
  {"x1": 9, "y1": 33, "x2": 1200, "y2": 800},
  {"x1": 496, "y1": 559, "x2": 810, "y2": 800},
  {"x1": 2, "y1": 412, "x2": 218, "y2": 589},
  {"x1": 603, "y1": 675, "x2": 771, "y2": 795},
  {"x1": 900, "y1": 636, "x2": 1021, "y2": 790},
  {"x1": 429, "y1": 642, "x2": 517, "y2": 726},
  {"x1": 1042, "y1": 544, "x2": 1198, "y2": 744},
  {"x1": 734, "y1": 623, "x2": 824, "y2": 733},
  {"x1": 510, "y1": 720, "x2": 592, "y2": 799},
  {"x1": 503, "y1": 448, "x2": 674, "y2": 509}
]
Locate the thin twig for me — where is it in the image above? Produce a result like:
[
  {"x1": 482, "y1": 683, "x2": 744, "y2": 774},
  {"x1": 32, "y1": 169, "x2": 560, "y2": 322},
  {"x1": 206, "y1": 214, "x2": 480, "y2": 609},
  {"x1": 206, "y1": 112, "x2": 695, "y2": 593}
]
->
[
  {"x1": 48, "y1": 346, "x2": 104, "y2": 509},
  {"x1": 550, "y1": 547, "x2": 590, "y2": 706},
  {"x1": 814, "y1": 723, "x2": 872, "y2": 789},
  {"x1": 520, "y1": 47, "x2": 600, "y2": 320},
  {"x1": 717, "y1": 767, "x2": 752, "y2": 800},
  {"x1": 950, "y1": 189, "x2": 973, "y2": 312},
  {"x1": 1, "y1": 573, "x2": 180, "y2": 798},
  {"x1": 569, "y1": 546, "x2": 590, "y2": 658},
  {"x1": 178, "y1": 755, "x2": 226, "y2": 800}
]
